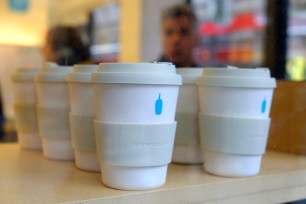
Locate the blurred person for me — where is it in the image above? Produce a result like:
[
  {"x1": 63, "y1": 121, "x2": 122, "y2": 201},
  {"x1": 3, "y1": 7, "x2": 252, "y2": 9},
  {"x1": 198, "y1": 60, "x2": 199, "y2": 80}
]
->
[
  {"x1": 158, "y1": 4, "x2": 198, "y2": 67},
  {"x1": 43, "y1": 26, "x2": 90, "y2": 66}
]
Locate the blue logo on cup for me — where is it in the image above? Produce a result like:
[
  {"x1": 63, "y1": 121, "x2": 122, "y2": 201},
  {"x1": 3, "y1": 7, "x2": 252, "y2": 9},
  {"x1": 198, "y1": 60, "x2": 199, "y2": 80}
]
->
[
  {"x1": 155, "y1": 94, "x2": 163, "y2": 115},
  {"x1": 261, "y1": 96, "x2": 266, "y2": 113}
]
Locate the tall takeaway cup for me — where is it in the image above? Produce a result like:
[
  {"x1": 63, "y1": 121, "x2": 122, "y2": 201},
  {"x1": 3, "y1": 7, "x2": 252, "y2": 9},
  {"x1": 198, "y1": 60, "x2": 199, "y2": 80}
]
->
[
  {"x1": 67, "y1": 64, "x2": 100, "y2": 171},
  {"x1": 173, "y1": 68, "x2": 204, "y2": 164},
  {"x1": 92, "y1": 63, "x2": 182, "y2": 190},
  {"x1": 12, "y1": 68, "x2": 41, "y2": 150},
  {"x1": 197, "y1": 67, "x2": 276, "y2": 177},
  {"x1": 35, "y1": 62, "x2": 74, "y2": 160}
]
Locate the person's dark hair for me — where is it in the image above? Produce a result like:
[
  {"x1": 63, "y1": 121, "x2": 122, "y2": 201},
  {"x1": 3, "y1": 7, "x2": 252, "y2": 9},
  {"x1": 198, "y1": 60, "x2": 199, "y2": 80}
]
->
[
  {"x1": 162, "y1": 4, "x2": 196, "y2": 24},
  {"x1": 46, "y1": 26, "x2": 89, "y2": 65}
]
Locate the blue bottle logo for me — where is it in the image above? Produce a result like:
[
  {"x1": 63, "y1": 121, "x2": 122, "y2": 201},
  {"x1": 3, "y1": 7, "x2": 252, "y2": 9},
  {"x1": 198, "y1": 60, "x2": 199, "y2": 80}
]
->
[
  {"x1": 261, "y1": 96, "x2": 267, "y2": 113},
  {"x1": 155, "y1": 94, "x2": 163, "y2": 115}
]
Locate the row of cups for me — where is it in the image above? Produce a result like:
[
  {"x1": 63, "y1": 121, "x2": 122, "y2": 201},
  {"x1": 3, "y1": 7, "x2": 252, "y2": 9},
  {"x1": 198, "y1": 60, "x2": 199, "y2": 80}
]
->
[{"x1": 12, "y1": 62, "x2": 276, "y2": 190}]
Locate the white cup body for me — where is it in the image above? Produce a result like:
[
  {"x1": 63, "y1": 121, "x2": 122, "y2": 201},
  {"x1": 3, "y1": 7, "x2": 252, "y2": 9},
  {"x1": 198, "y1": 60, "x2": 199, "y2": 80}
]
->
[
  {"x1": 198, "y1": 86, "x2": 274, "y2": 118},
  {"x1": 14, "y1": 104, "x2": 41, "y2": 150},
  {"x1": 34, "y1": 63, "x2": 73, "y2": 159},
  {"x1": 69, "y1": 83, "x2": 94, "y2": 116},
  {"x1": 69, "y1": 114, "x2": 98, "y2": 171},
  {"x1": 101, "y1": 164, "x2": 167, "y2": 190},
  {"x1": 95, "y1": 121, "x2": 177, "y2": 190},
  {"x1": 176, "y1": 85, "x2": 199, "y2": 113},
  {"x1": 197, "y1": 67, "x2": 276, "y2": 177},
  {"x1": 18, "y1": 133, "x2": 41, "y2": 150},
  {"x1": 93, "y1": 63, "x2": 181, "y2": 190},
  {"x1": 42, "y1": 138, "x2": 74, "y2": 160},
  {"x1": 66, "y1": 64, "x2": 100, "y2": 171},
  {"x1": 203, "y1": 150, "x2": 262, "y2": 177},
  {"x1": 172, "y1": 145, "x2": 202, "y2": 164},
  {"x1": 75, "y1": 150, "x2": 100, "y2": 172},
  {"x1": 13, "y1": 82, "x2": 37, "y2": 105},
  {"x1": 173, "y1": 85, "x2": 202, "y2": 164},
  {"x1": 93, "y1": 84, "x2": 179, "y2": 123},
  {"x1": 68, "y1": 83, "x2": 97, "y2": 170},
  {"x1": 36, "y1": 82, "x2": 70, "y2": 109},
  {"x1": 12, "y1": 72, "x2": 41, "y2": 150}
]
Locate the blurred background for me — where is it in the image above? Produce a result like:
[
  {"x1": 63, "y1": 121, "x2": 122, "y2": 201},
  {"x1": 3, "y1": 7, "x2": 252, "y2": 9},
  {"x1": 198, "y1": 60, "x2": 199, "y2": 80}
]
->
[{"x1": 0, "y1": 0, "x2": 305, "y2": 141}]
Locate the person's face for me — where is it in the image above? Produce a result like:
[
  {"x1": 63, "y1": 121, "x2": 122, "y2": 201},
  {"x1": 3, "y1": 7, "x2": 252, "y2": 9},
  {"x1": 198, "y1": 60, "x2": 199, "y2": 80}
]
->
[{"x1": 162, "y1": 16, "x2": 196, "y2": 67}]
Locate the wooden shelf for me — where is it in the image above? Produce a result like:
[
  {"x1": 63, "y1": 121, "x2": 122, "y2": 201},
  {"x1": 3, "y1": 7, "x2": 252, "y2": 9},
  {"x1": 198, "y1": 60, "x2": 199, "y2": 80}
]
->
[{"x1": 1, "y1": 143, "x2": 306, "y2": 203}]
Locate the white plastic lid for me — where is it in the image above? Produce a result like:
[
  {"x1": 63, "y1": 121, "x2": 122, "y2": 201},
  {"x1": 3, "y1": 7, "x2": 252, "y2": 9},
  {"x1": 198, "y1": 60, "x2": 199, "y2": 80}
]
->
[
  {"x1": 66, "y1": 64, "x2": 98, "y2": 83},
  {"x1": 196, "y1": 67, "x2": 276, "y2": 88},
  {"x1": 91, "y1": 63, "x2": 182, "y2": 85},
  {"x1": 176, "y1": 68, "x2": 204, "y2": 84},
  {"x1": 35, "y1": 62, "x2": 73, "y2": 82},
  {"x1": 12, "y1": 68, "x2": 38, "y2": 82}
]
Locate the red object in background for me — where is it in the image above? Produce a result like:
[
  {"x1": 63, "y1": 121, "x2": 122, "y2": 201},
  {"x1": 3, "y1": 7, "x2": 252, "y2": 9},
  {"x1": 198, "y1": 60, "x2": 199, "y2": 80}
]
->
[
  {"x1": 198, "y1": 13, "x2": 267, "y2": 35},
  {"x1": 215, "y1": 48, "x2": 229, "y2": 63},
  {"x1": 196, "y1": 13, "x2": 266, "y2": 66},
  {"x1": 226, "y1": 13, "x2": 266, "y2": 32},
  {"x1": 198, "y1": 22, "x2": 225, "y2": 36}
]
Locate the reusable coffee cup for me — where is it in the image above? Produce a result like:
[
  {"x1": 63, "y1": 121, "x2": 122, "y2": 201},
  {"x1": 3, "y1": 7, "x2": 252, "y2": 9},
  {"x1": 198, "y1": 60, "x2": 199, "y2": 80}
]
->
[
  {"x1": 92, "y1": 62, "x2": 182, "y2": 190},
  {"x1": 66, "y1": 64, "x2": 100, "y2": 172},
  {"x1": 12, "y1": 68, "x2": 41, "y2": 150},
  {"x1": 197, "y1": 67, "x2": 276, "y2": 177},
  {"x1": 35, "y1": 62, "x2": 74, "y2": 160},
  {"x1": 172, "y1": 68, "x2": 204, "y2": 164}
]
